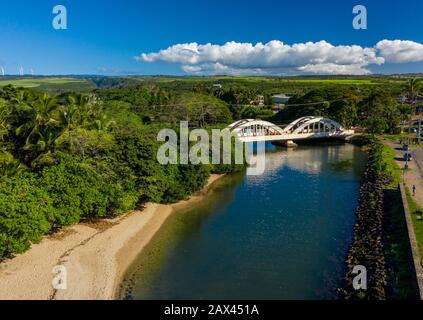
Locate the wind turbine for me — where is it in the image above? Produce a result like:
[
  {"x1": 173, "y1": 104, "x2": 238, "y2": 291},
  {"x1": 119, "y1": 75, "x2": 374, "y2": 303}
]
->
[
  {"x1": 0, "y1": 67, "x2": 4, "y2": 76},
  {"x1": 19, "y1": 66, "x2": 24, "y2": 76},
  {"x1": 30, "y1": 68, "x2": 34, "y2": 76}
]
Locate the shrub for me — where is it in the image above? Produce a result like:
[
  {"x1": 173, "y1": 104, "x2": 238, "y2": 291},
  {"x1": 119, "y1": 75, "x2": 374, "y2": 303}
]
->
[
  {"x1": 87, "y1": 156, "x2": 139, "y2": 214},
  {"x1": 0, "y1": 174, "x2": 53, "y2": 257},
  {"x1": 40, "y1": 156, "x2": 119, "y2": 226},
  {"x1": 113, "y1": 130, "x2": 164, "y2": 200},
  {"x1": 55, "y1": 128, "x2": 114, "y2": 157},
  {"x1": 178, "y1": 164, "x2": 210, "y2": 194},
  {"x1": 113, "y1": 130, "x2": 213, "y2": 203}
]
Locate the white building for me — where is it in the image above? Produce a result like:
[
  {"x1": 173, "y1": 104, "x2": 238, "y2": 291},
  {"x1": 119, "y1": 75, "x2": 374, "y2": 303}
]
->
[{"x1": 272, "y1": 94, "x2": 292, "y2": 104}]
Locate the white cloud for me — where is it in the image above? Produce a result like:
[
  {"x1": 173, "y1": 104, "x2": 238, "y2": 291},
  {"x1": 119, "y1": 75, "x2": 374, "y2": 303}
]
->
[
  {"x1": 376, "y1": 40, "x2": 423, "y2": 63},
  {"x1": 297, "y1": 63, "x2": 372, "y2": 75},
  {"x1": 137, "y1": 39, "x2": 423, "y2": 75},
  {"x1": 182, "y1": 63, "x2": 268, "y2": 76}
]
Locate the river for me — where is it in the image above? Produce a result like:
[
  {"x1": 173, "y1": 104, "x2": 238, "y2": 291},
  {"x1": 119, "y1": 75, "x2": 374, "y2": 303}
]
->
[{"x1": 117, "y1": 142, "x2": 366, "y2": 300}]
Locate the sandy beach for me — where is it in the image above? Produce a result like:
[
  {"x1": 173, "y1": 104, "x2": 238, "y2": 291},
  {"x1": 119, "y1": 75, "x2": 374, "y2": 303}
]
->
[{"x1": 0, "y1": 174, "x2": 224, "y2": 300}]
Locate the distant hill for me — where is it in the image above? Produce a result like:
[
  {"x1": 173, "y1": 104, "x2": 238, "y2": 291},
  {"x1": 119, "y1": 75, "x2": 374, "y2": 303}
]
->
[
  {"x1": 0, "y1": 74, "x2": 419, "y2": 93},
  {"x1": 0, "y1": 77, "x2": 95, "y2": 92}
]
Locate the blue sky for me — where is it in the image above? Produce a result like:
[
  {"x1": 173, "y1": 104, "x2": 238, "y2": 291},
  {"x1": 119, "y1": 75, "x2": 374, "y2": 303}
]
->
[{"x1": 0, "y1": 0, "x2": 422, "y2": 75}]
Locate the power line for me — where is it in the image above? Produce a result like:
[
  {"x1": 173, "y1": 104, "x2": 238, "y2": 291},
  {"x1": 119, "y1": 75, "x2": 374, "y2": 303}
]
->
[{"x1": 120, "y1": 97, "x2": 354, "y2": 109}]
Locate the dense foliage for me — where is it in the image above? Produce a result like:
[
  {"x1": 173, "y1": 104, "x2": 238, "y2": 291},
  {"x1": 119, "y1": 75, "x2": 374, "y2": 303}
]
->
[
  {"x1": 270, "y1": 87, "x2": 409, "y2": 134},
  {"x1": 0, "y1": 84, "x2": 242, "y2": 258}
]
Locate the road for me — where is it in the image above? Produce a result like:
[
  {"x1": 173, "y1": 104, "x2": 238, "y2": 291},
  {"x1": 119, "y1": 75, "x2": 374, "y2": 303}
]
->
[{"x1": 388, "y1": 140, "x2": 423, "y2": 206}]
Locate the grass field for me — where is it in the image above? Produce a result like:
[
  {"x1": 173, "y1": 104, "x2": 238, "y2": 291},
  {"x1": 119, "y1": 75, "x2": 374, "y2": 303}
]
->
[
  {"x1": 128, "y1": 76, "x2": 381, "y2": 84},
  {"x1": 0, "y1": 77, "x2": 96, "y2": 91},
  {"x1": 0, "y1": 75, "x2": 403, "y2": 92},
  {"x1": 406, "y1": 187, "x2": 423, "y2": 259},
  {"x1": 381, "y1": 142, "x2": 403, "y2": 187},
  {"x1": 278, "y1": 79, "x2": 376, "y2": 84}
]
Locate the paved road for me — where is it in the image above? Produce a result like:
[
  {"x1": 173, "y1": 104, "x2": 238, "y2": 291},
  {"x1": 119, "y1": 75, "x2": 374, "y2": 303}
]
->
[{"x1": 386, "y1": 140, "x2": 423, "y2": 206}]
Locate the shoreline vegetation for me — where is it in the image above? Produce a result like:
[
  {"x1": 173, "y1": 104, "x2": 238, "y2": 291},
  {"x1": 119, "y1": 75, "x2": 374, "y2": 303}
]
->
[
  {"x1": 0, "y1": 85, "x2": 244, "y2": 260},
  {"x1": 0, "y1": 174, "x2": 225, "y2": 300},
  {"x1": 0, "y1": 83, "x2": 243, "y2": 300}
]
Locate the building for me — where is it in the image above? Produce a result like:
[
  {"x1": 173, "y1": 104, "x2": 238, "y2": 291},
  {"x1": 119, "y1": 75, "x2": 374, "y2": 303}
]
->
[
  {"x1": 399, "y1": 93, "x2": 423, "y2": 104},
  {"x1": 271, "y1": 93, "x2": 294, "y2": 104},
  {"x1": 399, "y1": 93, "x2": 423, "y2": 113},
  {"x1": 249, "y1": 95, "x2": 265, "y2": 106}
]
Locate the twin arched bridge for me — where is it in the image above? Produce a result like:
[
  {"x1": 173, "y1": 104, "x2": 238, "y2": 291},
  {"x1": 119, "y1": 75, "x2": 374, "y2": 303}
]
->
[{"x1": 228, "y1": 116, "x2": 355, "y2": 143}]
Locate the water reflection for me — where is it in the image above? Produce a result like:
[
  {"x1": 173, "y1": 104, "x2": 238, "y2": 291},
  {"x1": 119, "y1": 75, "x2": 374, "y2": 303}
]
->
[
  {"x1": 118, "y1": 143, "x2": 366, "y2": 300},
  {"x1": 246, "y1": 142, "x2": 364, "y2": 186}
]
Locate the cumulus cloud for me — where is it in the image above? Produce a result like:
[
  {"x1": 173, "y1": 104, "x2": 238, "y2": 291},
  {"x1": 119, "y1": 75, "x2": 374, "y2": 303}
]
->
[
  {"x1": 182, "y1": 63, "x2": 269, "y2": 76},
  {"x1": 376, "y1": 40, "x2": 423, "y2": 63},
  {"x1": 137, "y1": 39, "x2": 423, "y2": 75},
  {"x1": 297, "y1": 63, "x2": 372, "y2": 75}
]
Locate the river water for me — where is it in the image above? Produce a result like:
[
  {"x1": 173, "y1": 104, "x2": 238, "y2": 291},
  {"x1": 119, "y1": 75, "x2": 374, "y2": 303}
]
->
[{"x1": 117, "y1": 142, "x2": 366, "y2": 300}]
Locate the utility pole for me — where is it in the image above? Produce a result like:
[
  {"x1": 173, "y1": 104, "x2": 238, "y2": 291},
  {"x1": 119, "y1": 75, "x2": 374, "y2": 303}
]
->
[
  {"x1": 403, "y1": 162, "x2": 407, "y2": 186},
  {"x1": 201, "y1": 105, "x2": 205, "y2": 128},
  {"x1": 408, "y1": 93, "x2": 415, "y2": 145}
]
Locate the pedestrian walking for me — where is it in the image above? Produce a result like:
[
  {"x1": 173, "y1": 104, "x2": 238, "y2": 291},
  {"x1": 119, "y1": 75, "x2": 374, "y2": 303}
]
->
[{"x1": 413, "y1": 184, "x2": 417, "y2": 196}]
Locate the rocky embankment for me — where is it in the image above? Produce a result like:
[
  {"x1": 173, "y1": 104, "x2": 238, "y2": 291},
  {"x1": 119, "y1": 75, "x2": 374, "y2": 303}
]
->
[{"x1": 339, "y1": 142, "x2": 388, "y2": 300}]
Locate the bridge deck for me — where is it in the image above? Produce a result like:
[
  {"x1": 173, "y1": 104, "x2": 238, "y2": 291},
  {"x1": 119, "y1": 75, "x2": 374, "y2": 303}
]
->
[
  {"x1": 237, "y1": 130, "x2": 355, "y2": 143},
  {"x1": 229, "y1": 117, "x2": 355, "y2": 143}
]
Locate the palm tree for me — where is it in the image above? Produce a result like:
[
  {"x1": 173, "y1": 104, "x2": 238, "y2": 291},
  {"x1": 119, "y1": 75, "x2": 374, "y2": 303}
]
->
[
  {"x1": 404, "y1": 77, "x2": 422, "y2": 102},
  {"x1": 0, "y1": 148, "x2": 27, "y2": 177},
  {"x1": 58, "y1": 95, "x2": 86, "y2": 132},
  {"x1": 14, "y1": 94, "x2": 60, "y2": 159},
  {"x1": 402, "y1": 78, "x2": 423, "y2": 139},
  {"x1": 0, "y1": 103, "x2": 10, "y2": 141},
  {"x1": 94, "y1": 114, "x2": 116, "y2": 131},
  {"x1": 398, "y1": 103, "x2": 411, "y2": 134}
]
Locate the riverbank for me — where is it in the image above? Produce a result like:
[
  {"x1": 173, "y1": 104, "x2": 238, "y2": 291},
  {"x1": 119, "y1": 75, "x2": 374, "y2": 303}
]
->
[
  {"x1": 338, "y1": 140, "x2": 388, "y2": 300},
  {"x1": 0, "y1": 174, "x2": 224, "y2": 300}
]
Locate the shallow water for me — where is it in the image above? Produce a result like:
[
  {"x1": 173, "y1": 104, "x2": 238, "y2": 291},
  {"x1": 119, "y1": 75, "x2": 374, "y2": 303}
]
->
[{"x1": 118, "y1": 142, "x2": 366, "y2": 300}]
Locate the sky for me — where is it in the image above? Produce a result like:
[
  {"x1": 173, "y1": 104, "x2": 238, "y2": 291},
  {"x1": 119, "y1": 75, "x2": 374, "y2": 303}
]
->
[{"x1": 0, "y1": 0, "x2": 422, "y2": 76}]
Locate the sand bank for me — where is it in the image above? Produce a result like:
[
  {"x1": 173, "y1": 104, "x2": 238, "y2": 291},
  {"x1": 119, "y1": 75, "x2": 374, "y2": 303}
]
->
[{"x1": 0, "y1": 174, "x2": 224, "y2": 300}]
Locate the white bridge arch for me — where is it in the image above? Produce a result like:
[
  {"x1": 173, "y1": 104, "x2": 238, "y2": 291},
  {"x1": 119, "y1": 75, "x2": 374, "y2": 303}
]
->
[{"x1": 228, "y1": 117, "x2": 354, "y2": 143}]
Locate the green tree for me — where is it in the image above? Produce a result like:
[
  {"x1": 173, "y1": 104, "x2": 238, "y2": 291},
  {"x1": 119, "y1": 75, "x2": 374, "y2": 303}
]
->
[
  {"x1": 404, "y1": 77, "x2": 422, "y2": 99},
  {"x1": 12, "y1": 94, "x2": 61, "y2": 164},
  {"x1": 0, "y1": 174, "x2": 53, "y2": 256},
  {"x1": 359, "y1": 90, "x2": 399, "y2": 134}
]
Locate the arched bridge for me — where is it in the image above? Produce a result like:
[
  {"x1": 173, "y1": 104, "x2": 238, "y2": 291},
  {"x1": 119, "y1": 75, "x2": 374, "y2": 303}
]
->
[{"x1": 228, "y1": 117, "x2": 354, "y2": 143}]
